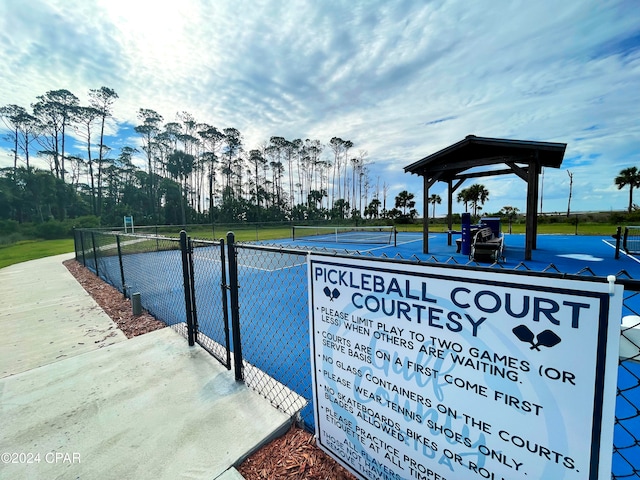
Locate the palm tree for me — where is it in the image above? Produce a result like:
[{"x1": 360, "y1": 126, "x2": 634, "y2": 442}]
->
[
  {"x1": 428, "y1": 194, "x2": 441, "y2": 217},
  {"x1": 615, "y1": 166, "x2": 640, "y2": 213},
  {"x1": 467, "y1": 184, "x2": 489, "y2": 216},
  {"x1": 500, "y1": 206, "x2": 519, "y2": 233},
  {"x1": 456, "y1": 188, "x2": 473, "y2": 212},
  {"x1": 395, "y1": 190, "x2": 416, "y2": 216},
  {"x1": 366, "y1": 198, "x2": 381, "y2": 218},
  {"x1": 307, "y1": 189, "x2": 326, "y2": 209},
  {"x1": 457, "y1": 183, "x2": 489, "y2": 216}
]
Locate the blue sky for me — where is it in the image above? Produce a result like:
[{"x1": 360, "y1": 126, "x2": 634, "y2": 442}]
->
[{"x1": 1, "y1": 0, "x2": 639, "y2": 216}]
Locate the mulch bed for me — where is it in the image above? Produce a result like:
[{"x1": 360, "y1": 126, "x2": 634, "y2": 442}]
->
[
  {"x1": 63, "y1": 259, "x2": 165, "y2": 338},
  {"x1": 237, "y1": 425, "x2": 357, "y2": 480}
]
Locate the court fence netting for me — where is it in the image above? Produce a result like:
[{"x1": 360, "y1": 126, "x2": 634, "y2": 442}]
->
[
  {"x1": 623, "y1": 226, "x2": 640, "y2": 255},
  {"x1": 74, "y1": 227, "x2": 640, "y2": 479},
  {"x1": 292, "y1": 224, "x2": 397, "y2": 246}
]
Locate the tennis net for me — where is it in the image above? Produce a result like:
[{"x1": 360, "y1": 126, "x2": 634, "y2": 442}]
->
[
  {"x1": 624, "y1": 226, "x2": 640, "y2": 254},
  {"x1": 292, "y1": 225, "x2": 396, "y2": 245}
]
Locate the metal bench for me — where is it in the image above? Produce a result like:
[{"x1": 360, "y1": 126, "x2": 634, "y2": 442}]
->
[{"x1": 470, "y1": 227, "x2": 504, "y2": 262}]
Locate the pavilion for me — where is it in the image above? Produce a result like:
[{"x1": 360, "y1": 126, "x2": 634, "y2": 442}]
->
[{"x1": 404, "y1": 135, "x2": 567, "y2": 260}]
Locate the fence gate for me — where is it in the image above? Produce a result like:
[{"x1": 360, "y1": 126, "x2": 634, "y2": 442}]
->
[{"x1": 181, "y1": 232, "x2": 232, "y2": 370}]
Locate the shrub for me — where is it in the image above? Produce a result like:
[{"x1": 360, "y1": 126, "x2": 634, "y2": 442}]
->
[
  {"x1": 69, "y1": 215, "x2": 101, "y2": 229},
  {"x1": 0, "y1": 220, "x2": 19, "y2": 235},
  {"x1": 35, "y1": 221, "x2": 69, "y2": 240},
  {"x1": 0, "y1": 232, "x2": 25, "y2": 245}
]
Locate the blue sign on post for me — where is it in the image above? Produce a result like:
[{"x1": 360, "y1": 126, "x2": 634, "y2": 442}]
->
[
  {"x1": 461, "y1": 212, "x2": 471, "y2": 256},
  {"x1": 123, "y1": 216, "x2": 134, "y2": 233}
]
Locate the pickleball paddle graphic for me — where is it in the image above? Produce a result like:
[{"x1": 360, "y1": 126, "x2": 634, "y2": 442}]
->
[
  {"x1": 323, "y1": 287, "x2": 341, "y2": 301},
  {"x1": 513, "y1": 324, "x2": 562, "y2": 351}
]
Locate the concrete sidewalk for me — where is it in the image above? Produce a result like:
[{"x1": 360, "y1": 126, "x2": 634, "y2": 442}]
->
[{"x1": 0, "y1": 253, "x2": 292, "y2": 479}]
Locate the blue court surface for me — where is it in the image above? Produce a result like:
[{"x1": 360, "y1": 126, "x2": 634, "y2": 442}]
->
[{"x1": 274, "y1": 231, "x2": 640, "y2": 277}]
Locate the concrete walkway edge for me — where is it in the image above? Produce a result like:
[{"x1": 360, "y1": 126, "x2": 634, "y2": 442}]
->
[{"x1": 0, "y1": 254, "x2": 293, "y2": 480}]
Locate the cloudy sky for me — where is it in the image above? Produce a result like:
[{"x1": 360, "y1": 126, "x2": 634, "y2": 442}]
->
[{"x1": 1, "y1": 0, "x2": 639, "y2": 215}]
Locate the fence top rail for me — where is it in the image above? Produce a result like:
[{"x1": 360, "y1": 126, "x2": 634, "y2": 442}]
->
[
  {"x1": 77, "y1": 229, "x2": 182, "y2": 243},
  {"x1": 116, "y1": 232, "x2": 182, "y2": 243},
  {"x1": 230, "y1": 241, "x2": 313, "y2": 256},
  {"x1": 191, "y1": 238, "x2": 223, "y2": 246}
]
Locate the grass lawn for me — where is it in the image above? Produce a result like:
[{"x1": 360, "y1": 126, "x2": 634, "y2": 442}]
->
[
  {"x1": 130, "y1": 225, "x2": 293, "y2": 242},
  {"x1": 188, "y1": 225, "x2": 293, "y2": 242},
  {"x1": 0, "y1": 239, "x2": 75, "y2": 270},
  {"x1": 0, "y1": 220, "x2": 622, "y2": 270}
]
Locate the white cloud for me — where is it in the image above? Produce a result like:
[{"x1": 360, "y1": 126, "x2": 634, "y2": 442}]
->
[{"x1": 1, "y1": 0, "x2": 639, "y2": 214}]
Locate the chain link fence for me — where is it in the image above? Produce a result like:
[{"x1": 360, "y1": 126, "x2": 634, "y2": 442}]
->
[
  {"x1": 616, "y1": 270, "x2": 640, "y2": 479},
  {"x1": 74, "y1": 229, "x2": 186, "y2": 327},
  {"x1": 74, "y1": 228, "x2": 640, "y2": 478},
  {"x1": 230, "y1": 242, "x2": 311, "y2": 422}
]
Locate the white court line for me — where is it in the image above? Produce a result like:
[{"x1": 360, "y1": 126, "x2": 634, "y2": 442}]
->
[
  {"x1": 602, "y1": 239, "x2": 640, "y2": 264},
  {"x1": 353, "y1": 243, "x2": 394, "y2": 253},
  {"x1": 193, "y1": 250, "x2": 306, "y2": 272},
  {"x1": 397, "y1": 235, "x2": 437, "y2": 245},
  {"x1": 194, "y1": 234, "x2": 433, "y2": 270},
  {"x1": 361, "y1": 235, "x2": 434, "y2": 253},
  {"x1": 322, "y1": 234, "x2": 435, "y2": 256},
  {"x1": 238, "y1": 261, "x2": 306, "y2": 272}
]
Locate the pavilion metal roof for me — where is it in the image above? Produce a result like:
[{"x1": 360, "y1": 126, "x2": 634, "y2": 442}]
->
[{"x1": 404, "y1": 135, "x2": 567, "y2": 181}]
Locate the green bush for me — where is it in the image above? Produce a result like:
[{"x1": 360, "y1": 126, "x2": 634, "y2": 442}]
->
[
  {"x1": 35, "y1": 221, "x2": 69, "y2": 240},
  {"x1": 0, "y1": 232, "x2": 25, "y2": 245},
  {"x1": 611, "y1": 213, "x2": 625, "y2": 224},
  {"x1": 69, "y1": 215, "x2": 101, "y2": 229},
  {"x1": 394, "y1": 216, "x2": 416, "y2": 225},
  {"x1": 0, "y1": 220, "x2": 19, "y2": 235},
  {"x1": 0, "y1": 215, "x2": 101, "y2": 245},
  {"x1": 18, "y1": 223, "x2": 38, "y2": 238}
]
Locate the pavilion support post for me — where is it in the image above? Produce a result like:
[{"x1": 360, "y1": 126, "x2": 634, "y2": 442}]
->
[
  {"x1": 423, "y1": 176, "x2": 430, "y2": 253},
  {"x1": 525, "y1": 154, "x2": 540, "y2": 260},
  {"x1": 447, "y1": 180, "x2": 453, "y2": 246},
  {"x1": 533, "y1": 154, "x2": 540, "y2": 249}
]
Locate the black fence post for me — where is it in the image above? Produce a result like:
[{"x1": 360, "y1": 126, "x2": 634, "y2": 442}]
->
[
  {"x1": 180, "y1": 230, "x2": 195, "y2": 346},
  {"x1": 188, "y1": 237, "x2": 198, "y2": 339},
  {"x1": 227, "y1": 232, "x2": 244, "y2": 381},
  {"x1": 220, "y1": 238, "x2": 232, "y2": 370},
  {"x1": 116, "y1": 235, "x2": 127, "y2": 299},
  {"x1": 613, "y1": 226, "x2": 622, "y2": 260},
  {"x1": 91, "y1": 231, "x2": 99, "y2": 277},
  {"x1": 73, "y1": 228, "x2": 78, "y2": 261},
  {"x1": 80, "y1": 231, "x2": 86, "y2": 267}
]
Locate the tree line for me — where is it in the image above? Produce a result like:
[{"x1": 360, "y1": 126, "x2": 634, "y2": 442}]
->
[{"x1": 1, "y1": 87, "x2": 420, "y2": 228}]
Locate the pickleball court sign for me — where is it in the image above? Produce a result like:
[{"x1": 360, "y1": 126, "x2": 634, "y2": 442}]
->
[{"x1": 308, "y1": 255, "x2": 621, "y2": 480}]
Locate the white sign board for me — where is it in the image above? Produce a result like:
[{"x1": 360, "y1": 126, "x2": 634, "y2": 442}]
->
[{"x1": 308, "y1": 255, "x2": 621, "y2": 480}]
